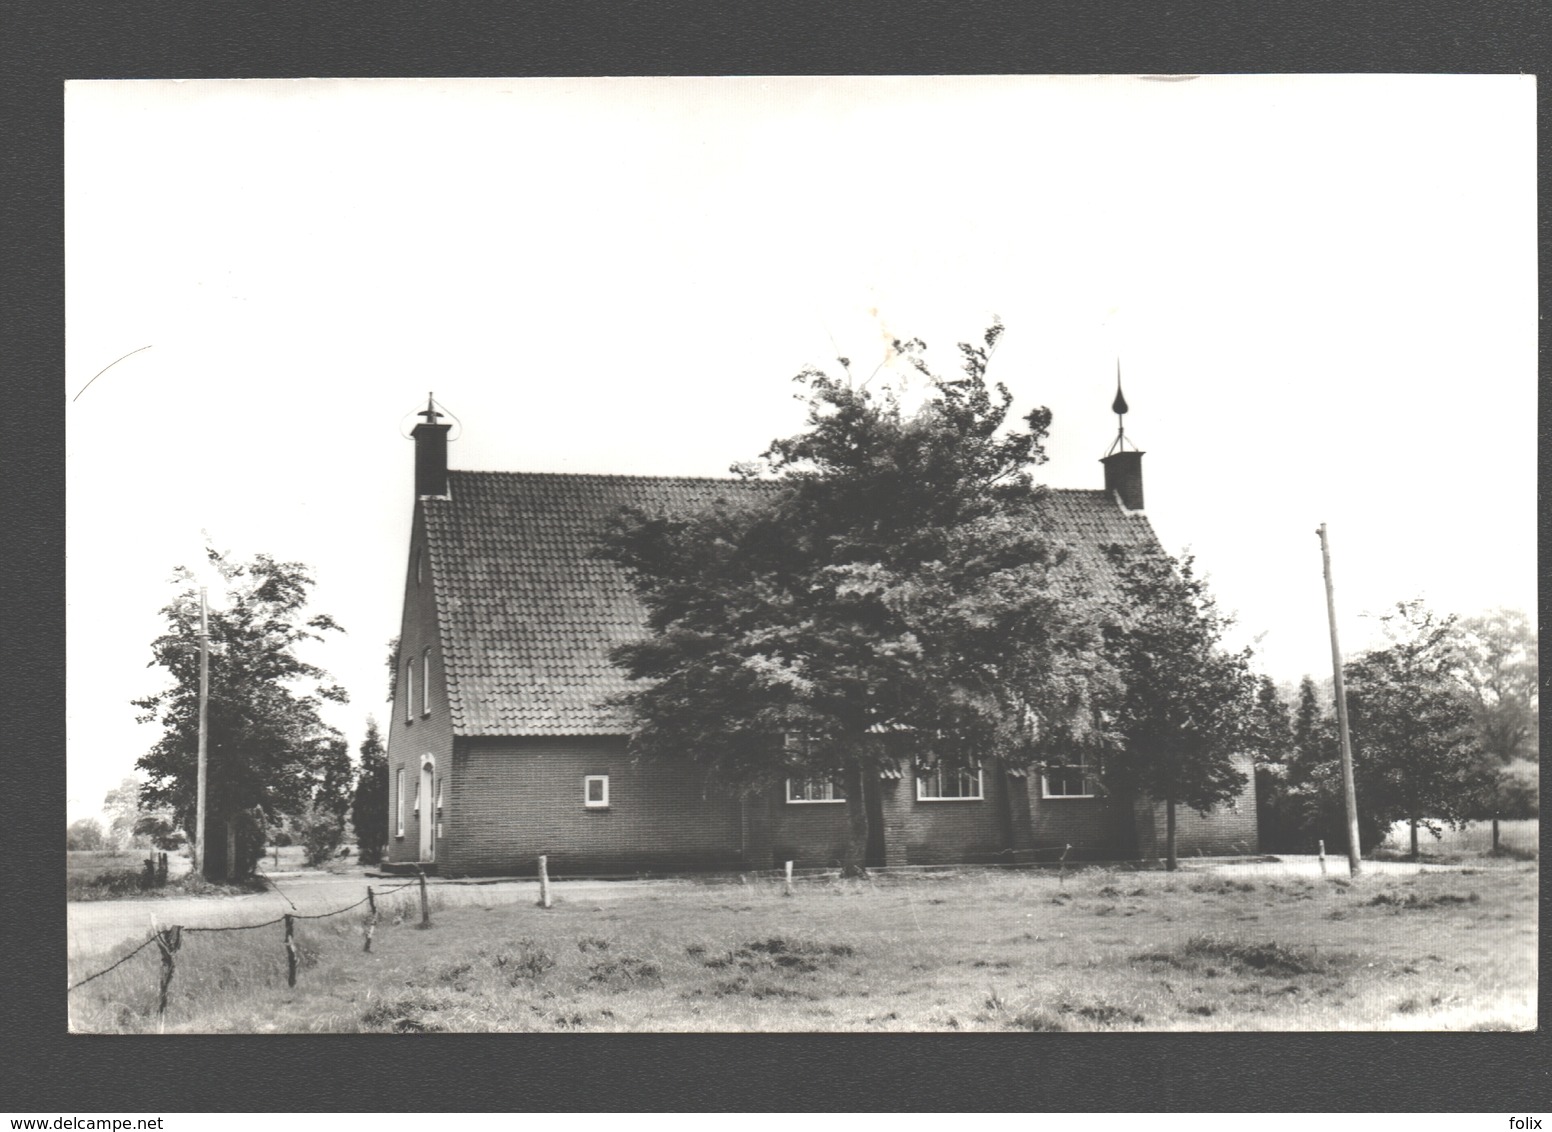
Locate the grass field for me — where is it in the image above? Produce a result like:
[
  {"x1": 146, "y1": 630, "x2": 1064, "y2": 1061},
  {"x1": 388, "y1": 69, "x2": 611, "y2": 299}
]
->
[{"x1": 66, "y1": 860, "x2": 1537, "y2": 1033}]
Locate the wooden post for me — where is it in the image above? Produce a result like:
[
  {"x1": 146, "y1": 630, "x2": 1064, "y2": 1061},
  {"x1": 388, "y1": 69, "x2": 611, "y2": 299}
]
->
[
  {"x1": 417, "y1": 867, "x2": 432, "y2": 927},
  {"x1": 1492, "y1": 811, "x2": 1501, "y2": 854},
  {"x1": 195, "y1": 587, "x2": 209, "y2": 879},
  {"x1": 537, "y1": 855, "x2": 553, "y2": 909},
  {"x1": 1058, "y1": 843, "x2": 1071, "y2": 886},
  {"x1": 1317, "y1": 839, "x2": 1327, "y2": 875},
  {"x1": 1317, "y1": 523, "x2": 1364, "y2": 877},
  {"x1": 284, "y1": 914, "x2": 298, "y2": 987},
  {"x1": 153, "y1": 924, "x2": 180, "y2": 1016},
  {"x1": 363, "y1": 886, "x2": 377, "y2": 953},
  {"x1": 783, "y1": 860, "x2": 794, "y2": 897}
]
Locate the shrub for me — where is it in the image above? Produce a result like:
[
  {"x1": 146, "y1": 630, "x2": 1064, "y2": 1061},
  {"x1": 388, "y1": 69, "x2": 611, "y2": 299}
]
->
[{"x1": 293, "y1": 806, "x2": 346, "y2": 868}]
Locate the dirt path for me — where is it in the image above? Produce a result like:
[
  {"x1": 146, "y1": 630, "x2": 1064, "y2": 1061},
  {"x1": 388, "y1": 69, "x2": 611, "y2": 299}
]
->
[{"x1": 67, "y1": 872, "x2": 677, "y2": 959}]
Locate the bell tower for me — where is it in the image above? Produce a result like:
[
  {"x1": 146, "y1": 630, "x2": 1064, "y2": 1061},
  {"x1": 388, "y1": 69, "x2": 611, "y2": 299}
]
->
[
  {"x1": 411, "y1": 393, "x2": 452, "y2": 498},
  {"x1": 1099, "y1": 362, "x2": 1145, "y2": 512}
]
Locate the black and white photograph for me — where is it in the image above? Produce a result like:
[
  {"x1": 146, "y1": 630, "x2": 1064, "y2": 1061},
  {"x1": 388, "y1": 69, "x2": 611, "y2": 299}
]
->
[{"x1": 65, "y1": 75, "x2": 1536, "y2": 1034}]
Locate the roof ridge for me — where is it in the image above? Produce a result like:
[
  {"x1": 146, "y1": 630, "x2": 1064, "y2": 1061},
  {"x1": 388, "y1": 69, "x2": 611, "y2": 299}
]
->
[{"x1": 447, "y1": 469, "x2": 759, "y2": 485}]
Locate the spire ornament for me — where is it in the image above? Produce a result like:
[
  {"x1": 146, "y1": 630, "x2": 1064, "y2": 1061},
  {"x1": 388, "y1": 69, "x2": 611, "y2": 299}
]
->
[{"x1": 1105, "y1": 361, "x2": 1138, "y2": 456}]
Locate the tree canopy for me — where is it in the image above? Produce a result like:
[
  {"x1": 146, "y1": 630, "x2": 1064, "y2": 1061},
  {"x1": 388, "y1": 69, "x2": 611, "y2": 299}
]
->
[
  {"x1": 351, "y1": 716, "x2": 390, "y2": 865},
  {"x1": 134, "y1": 549, "x2": 348, "y2": 879},
  {"x1": 1451, "y1": 608, "x2": 1538, "y2": 766},
  {"x1": 604, "y1": 325, "x2": 1116, "y2": 870},
  {"x1": 1099, "y1": 549, "x2": 1258, "y2": 868},
  {"x1": 1344, "y1": 600, "x2": 1486, "y2": 857}
]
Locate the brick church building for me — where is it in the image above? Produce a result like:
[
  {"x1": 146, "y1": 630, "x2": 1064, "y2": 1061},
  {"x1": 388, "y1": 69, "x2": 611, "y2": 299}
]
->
[{"x1": 384, "y1": 395, "x2": 1257, "y2": 876}]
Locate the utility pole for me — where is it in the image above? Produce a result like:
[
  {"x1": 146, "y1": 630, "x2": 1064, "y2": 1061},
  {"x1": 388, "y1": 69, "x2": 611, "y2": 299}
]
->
[
  {"x1": 1317, "y1": 523, "x2": 1363, "y2": 877},
  {"x1": 195, "y1": 586, "x2": 209, "y2": 879}
]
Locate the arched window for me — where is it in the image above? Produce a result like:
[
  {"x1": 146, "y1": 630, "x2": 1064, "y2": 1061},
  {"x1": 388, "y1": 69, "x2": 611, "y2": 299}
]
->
[
  {"x1": 421, "y1": 647, "x2": 431, "y2": 717},
  {"x1": 406, "y1": 659, "x2": 415, "y2": 722}
]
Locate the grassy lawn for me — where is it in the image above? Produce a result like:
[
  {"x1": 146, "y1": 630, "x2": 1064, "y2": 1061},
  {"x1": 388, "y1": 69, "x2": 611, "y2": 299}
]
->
[{"x1": 67, "y1": 861, "x2": 1537, "y2": 1033}]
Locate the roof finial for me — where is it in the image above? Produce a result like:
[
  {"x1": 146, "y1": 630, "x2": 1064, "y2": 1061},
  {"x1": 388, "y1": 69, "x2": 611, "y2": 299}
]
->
[
  {"x1": 1106, "y1": 362, "x2": 1136, "y2": 456},
  {"x1": 418, "y1": 392, "x2": 443, "y2": 426}
]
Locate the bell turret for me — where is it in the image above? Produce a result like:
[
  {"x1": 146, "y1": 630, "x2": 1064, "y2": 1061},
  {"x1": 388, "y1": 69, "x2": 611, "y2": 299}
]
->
[
  {"x1": 411, "y1": 393, "x2": 452, "y2": 498},
  {"x1": 1099, "y1": 363, "x2": 1145, "y2": 512}
]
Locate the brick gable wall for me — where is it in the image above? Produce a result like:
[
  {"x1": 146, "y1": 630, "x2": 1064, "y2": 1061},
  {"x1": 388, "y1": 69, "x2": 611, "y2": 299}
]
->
[{"x1": 387, "y1": 504, "x2": 455, "y2": 867}]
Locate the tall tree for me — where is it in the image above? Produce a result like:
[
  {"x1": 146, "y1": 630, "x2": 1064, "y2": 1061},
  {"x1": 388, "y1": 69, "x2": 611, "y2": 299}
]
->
[
  {"x1": 311, "y1": 735, "x2": 355, "y2": 820},
  {"x1": 351, "y1": 716, "x2": 390, "y2": 865},
  {"x1": 134, "y1": 549, "x2": 349, "y2": 879},
  {"x1": 1451, "y1": 608, "x2": 1538, "y2": 765},
  {"x1": 102, "y1": 776, "x2": 151, "y2": 850},
  {"x1": 605, "y1": 324, "x2": 1114, "y2": 872},
  {"x1": 1248, "y1": 677, "x2": 1299, "y2": 852},
  {"x1": 1100, "y1": 549, "x2": 1259, "y2": 870},
  {"x1": 67, "y1": 817, "x2": 105, "y2": 851},
  {"x1": 1344, "y1": 600, "x2": 1485, "y2": 858}
]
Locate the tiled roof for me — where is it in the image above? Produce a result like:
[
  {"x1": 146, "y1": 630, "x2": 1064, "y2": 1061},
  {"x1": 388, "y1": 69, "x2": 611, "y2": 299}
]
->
[{"x1": 424, "y1": 471, "x2": 1161, "y2": 737}]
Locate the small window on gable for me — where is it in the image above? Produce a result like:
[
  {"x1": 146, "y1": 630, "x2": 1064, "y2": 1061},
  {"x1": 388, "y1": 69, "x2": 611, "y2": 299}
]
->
[
  {"x1": 396, "y1": 769, "x2": 405, "y2": 837},
  {"x1": 421, "y1": 647, "x2": 431, "y2": 717},
  {"x1": 1041, "y1": 756, "x2": 1096, "y2": 799},
  {"x1": 917, "y1": 761, "x2": 983, "y2": 801},
  {"x1": 405, "y1": 659, "x2": 415, "y2": 722},
  {"x1": 787, "y1": 776, "x2": 846, "y2": 804},
  {"x1": 584, "y1": 775, "x2": 609, "y2": 808}
]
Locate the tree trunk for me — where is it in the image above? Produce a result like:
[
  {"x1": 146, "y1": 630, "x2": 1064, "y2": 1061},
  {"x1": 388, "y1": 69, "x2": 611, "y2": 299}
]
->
[
  {"x1": 841, "y1": 765, "x2": 870, "y2": 877},
  {"x1": 1409, "y1": 818, "x2": 1419, "y2": 860},
  {"x1": 1165, "y1": 796, "x2": 1178, "y2": 872}
]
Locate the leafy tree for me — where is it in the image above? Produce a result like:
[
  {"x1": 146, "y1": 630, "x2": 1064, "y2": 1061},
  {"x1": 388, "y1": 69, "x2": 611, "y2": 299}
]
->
[
  {"x1": 605, "y1": 324, "x2": 1114, "y2": 872},
  {"x1": 102, "y1": 776, "x2": 150, "y2": 849},
  {"x1": 133, "y1": 549, "x2": 349, "y2": 880},
  {"x1": 1249, "y1": 678, "x2": 1302, "y2": 851},
  {"x1": 294, "y1": 803, "x2": 347, "y2": 867},
  {"x1": 351, "y1": 716, "x2": 390, "y2": 865},
  {"x1": 1344, "y1": 600, "x2": 1486, "y2": 858},
  {"x1": 311, "y1": 735, "x2": 355, "y2": 820},
  {"x1": 1451, "y1": 608, "x2": 1538, "y2": 765},
  {"x1": 1100, "y1": 549, "x2": 1258, "y2": 870},
  {"x1": 67, "y1": 817, "x2": 105, "y2": 851}
]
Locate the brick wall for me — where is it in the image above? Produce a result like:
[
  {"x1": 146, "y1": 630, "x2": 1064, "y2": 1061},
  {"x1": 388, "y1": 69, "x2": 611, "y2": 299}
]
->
[
  {"x1": 1136, "y1": 754, "x2": 1261, "y2": 859},
  {"x1": 442, "y1": 735, "x2": 746, "y2": 876},
  {"x1": 386, "y1": 504, "x2": 455, "y2": 867}
]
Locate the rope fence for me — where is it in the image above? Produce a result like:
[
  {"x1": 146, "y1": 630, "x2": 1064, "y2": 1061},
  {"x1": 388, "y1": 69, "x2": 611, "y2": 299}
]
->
[{"x1": 67, "y1": 877, "x2": 426, "y2": 1010}]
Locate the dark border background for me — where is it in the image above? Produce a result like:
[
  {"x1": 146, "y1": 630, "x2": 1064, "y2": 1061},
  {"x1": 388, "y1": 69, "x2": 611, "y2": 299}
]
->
[{"x1": 6, "y1": 0, "x2": 1547, "y2": 1113}]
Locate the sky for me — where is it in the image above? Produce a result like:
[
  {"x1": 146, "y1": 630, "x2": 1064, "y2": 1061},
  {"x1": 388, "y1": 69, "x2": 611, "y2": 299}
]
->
[{"x1": 65, "y1": 75, "x2": 1537, "y2": 825}]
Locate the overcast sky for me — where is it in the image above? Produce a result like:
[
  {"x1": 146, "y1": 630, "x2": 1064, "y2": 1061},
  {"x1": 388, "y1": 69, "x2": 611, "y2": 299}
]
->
[{"x1": 65, "y1": 75, "x2": 1536, "y2": 824}]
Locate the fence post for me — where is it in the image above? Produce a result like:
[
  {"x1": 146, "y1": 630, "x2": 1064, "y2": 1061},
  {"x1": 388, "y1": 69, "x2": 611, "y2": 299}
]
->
[
  {"x1": 783, "y1": 860, "x2": 794, "y2": 897},
  {"x1": 363, "y1": 886, "x2": 377, "y2": 953},
  {"x1": 1492, "y1": 811, "x2": 1501, "y2": 854},
  {"x1": 537, "y1": 855, "x2": 553, "y2": 909},
  {"x1": 153, "y1": 924, "x2": 180, "y2": 1015},
  {"x1": 284, "y1": 914, "x2": 298, "y2": 987},
  {"x1": 1059, "y1": 843, "x2": 1071, "y2": 887},
  {"x1": 1318, "y1": 840, "x2": 1327, "y2": 875},
  {"x1": 417, "y1": 867, "x2": 432, "y2": 928}
]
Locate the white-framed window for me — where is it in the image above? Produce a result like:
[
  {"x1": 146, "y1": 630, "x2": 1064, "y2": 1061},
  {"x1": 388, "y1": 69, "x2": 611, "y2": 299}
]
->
[
  {"x1": 584, "y1": 774, "x2": 610, "y2": 808},
  {"x1": 413, "y1": 776, "x2": 421, "y2": 817},
  {"x1": 405, "y1": 659, "x2": 415, "y2": 722},
  {"x1": 787, "y1": 776, "x2": 847, "y2": 804},
  {"x1": 396, "y1": 768, "x2": 405, "y2": 837},
  {"x1": 917, "y1": 762, "x2": 983, "y2": 801},
  {"x1": 421, "y1": 647, "x2": 431, "y2": 717},
  {"x1": 1041, "y1": 757, "x2": 1096, "y2": 799}
]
